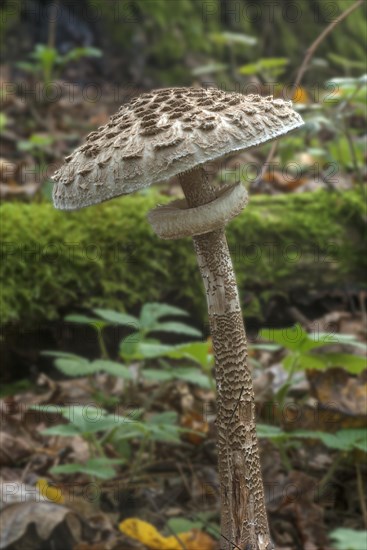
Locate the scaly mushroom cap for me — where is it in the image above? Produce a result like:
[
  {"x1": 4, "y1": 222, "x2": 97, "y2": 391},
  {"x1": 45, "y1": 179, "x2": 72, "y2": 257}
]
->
[{"x1": 53, "y1": 87, "x2": 304, "y2": 210}]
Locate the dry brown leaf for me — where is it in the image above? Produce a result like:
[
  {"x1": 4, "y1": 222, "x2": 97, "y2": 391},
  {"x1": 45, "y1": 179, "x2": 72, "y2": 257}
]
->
[
  {"x1": 263, "y1": 170, "x2": 307, "y2": 191},
  {"x1": 269, "y1": 471, "x2": 328, "y2": 548},
  {"x1": 0, "y1": 432, "x2": 32, "y2": 466},
  {"x1": 0, "y1": 158, "x2": 16, "y2": 183},
  {"x1": 181, "y1": 411, "x2": 209, "y2": 445},
  {"x1": 308, "y1": 368, "x2": 367, "y2": 421},
  {"x1": 0, "y1": 181, "x2": 41, "y2": 199},
  {"x1": 0, "y1": 501, "x2": 82, "y2": 549}
]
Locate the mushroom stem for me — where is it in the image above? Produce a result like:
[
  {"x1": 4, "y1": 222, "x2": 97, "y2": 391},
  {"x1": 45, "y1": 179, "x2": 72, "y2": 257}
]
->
[{"x1": 180, "y1": 167, "x2": 273, "y2": 550}]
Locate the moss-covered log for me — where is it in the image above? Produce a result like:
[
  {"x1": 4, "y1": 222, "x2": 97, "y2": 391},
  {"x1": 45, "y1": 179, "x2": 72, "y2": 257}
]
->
[{"x1": 0, "y1": 190, "x2": 365, "y2": 328}]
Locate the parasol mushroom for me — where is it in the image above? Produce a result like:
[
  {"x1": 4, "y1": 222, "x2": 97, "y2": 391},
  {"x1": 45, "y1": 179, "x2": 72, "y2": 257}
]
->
[{"x1": 52, "y1": 87, "x2": 304, "y2": 550}]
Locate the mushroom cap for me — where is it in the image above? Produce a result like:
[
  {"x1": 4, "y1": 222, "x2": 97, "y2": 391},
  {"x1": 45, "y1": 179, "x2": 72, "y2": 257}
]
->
[{"x1": 53, "y1": 87, "x2": 304, "y2": 210}]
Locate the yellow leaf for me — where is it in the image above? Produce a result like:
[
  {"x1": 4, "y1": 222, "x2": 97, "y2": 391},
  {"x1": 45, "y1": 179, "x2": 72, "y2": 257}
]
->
[
  {"x1": 36, "y1": 478, "x2": 64, "y2": 504},
  {"x1": 119, "y1": 518, "x2": 215, "y2": 550},
  {"x1": 119, "y1": 519, "x2": 172, "y2": 550},
  {"x1": 291, "y1": 86, "x2": 310, "y2": 104},
  {"x1": 174, "y1": 529, "x2": 216, "y2": 550}
]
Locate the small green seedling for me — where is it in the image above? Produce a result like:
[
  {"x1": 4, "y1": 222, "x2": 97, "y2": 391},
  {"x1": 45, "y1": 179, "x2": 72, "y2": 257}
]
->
[
  {"x1": 17, "y1": 44, "x2": 102, "y2": 87},
  {"x1": 56, "y1": 303, "x2": 212, "y2": 390},
  {"x1": 64, "y1": 302, "x2": 201, "y2": 359},
  {"x1": 239, "y1": 57, "x2": 289, "y2": 80},
  {"x1": 17, "y1": 133, "x2": 54, "y2": 165},
  {"x1": 258, "y1": 324, "x2": 366, "y2": 404},
  {"x1": 51, "y1": 457, "x2": 126, "y2": 480},
  {"x1": 0, "y1": 112, "x2": 8, "y2": 133},
  {"x1": 257, "y1": 425, "x2": 367, "y2": 454},
  {"x1": 32, "y1": 404, "x2": 195, "y2": 480},
  {"x1": 257, "y1": 423, "x2": 366, "y2": 473},
  {"x1": 31, "y1": 404, "x2": 134, "y2": 479}
]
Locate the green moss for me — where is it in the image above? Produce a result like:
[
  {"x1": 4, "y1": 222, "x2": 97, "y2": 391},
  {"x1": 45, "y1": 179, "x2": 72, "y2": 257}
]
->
[{"x1": 0, "y1": 190, "x2": 365, "y2": 327}]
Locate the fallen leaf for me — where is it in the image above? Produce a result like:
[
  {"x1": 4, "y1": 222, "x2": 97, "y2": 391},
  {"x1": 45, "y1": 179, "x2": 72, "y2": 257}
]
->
[
  {"x1": 0, "y1": 158, "x2": 16, "y2": 182},
  {"x1": 263, "y1": 170, "x2": 307, "y2": 191},
  {"x1": 0, "y1": 181, "x2": 41, "y2": 199},
  {"x1": 36, "y1": 478, "x2": 65, "y2": 504},
  {"x1": 0, "y1": 481, "x2": 48, "y2": 510},
  {"x1": 119, "y1": 518, "x2": 215, "y2": 550},
  {"x1": 269, "y1": 471, "x2": 328, "y2": 548},
  {"x1": 308, "y1": 368, "x2": 367, "y2": 423},
  {"x1": 0, "y1": 431, "x2": 32, "y2": 466},
  {"x1": 181, "y1": 411, "x2": 209, "y2": 445},
  {"x1": 0, "y1": 501, "x2": 82, "y2": 549},
  {"x1": 291, "y1": 86, "x2": 310, "y2": 104}
]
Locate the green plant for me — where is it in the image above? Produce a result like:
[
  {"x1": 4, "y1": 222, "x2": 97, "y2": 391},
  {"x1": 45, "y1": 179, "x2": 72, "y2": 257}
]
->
[
  {"x1": 51, "y1": 457, "x2": 126, "y2": 480},
  {"x1": 65, "y1": 302, "x2": 200, "y2": 355},
  {"x1": 257, "y1": 425, "x2": 366, "y2": 454},
  {"x1": 89, "y1": 0, "x2": 219, "y2": 85},
  {"x1": 31, "y1": 404, "x2": 131, "y2": 479},
  {"x1": 17, "y1": 133, "x2": 54, "y2": 164},
  {"x1": 258, "y1": 324, "x2": 366, "y2": 405},
  {"x1": 16, "y1": 133, "x2": 55, "y2": 200},
  {"x1": 32, "y1": 404, "x2": 193, "y2": 480},
  {"x1": 166, "y1": 515, "x2": 219, "y2": 540},
  {"x1": 257, "y1": 424, "x2": 366, "y2": 474},
  {"x1": 304, "y1": 74, "x2": 366, "y2": 180},
  {"x1": 330, "y1": 528, "x2": 367, "y2": 550},
  {"x1": 48, "y1": 303, "x2": 213, "y2": 391},
  {"x1": 0, "y1": 112, "x2": 8, "y2": 133},
  {"x1": 48, "y1": 343, "x2": 214, "y2": 397},
  {"x1": 17, "y1": 44, "x2": 102, "y2": 87},
  {"x1": 39, "y1": 303, "x2": 213, "y2": 481},
  {"x1": 325, "y1": 75, "x2": 366, "y2": 178},
  {"x1": 255, "y1": 324, "x2": 366, "y2": 472},
  {"x1": 113, "y1": 302, "x2": 202, "y2": 360},
  {"x1": 255, "y1": 323, "x2": 366, "y2": 480},
  {"x1": 148, "y1": 341, "x2": 215, "y2": 390},
  {"x1": 44, "y1": 351, "x2": 132, "y2": 379},
  {"x1": 238, "y1": 57, "x2": 289, "y2": 81}
]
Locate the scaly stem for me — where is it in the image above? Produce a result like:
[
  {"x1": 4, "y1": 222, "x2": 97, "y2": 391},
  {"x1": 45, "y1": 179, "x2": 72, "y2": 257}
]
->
[{"x1": 180, "y1": 168, "x2": 272, "y2": 550}]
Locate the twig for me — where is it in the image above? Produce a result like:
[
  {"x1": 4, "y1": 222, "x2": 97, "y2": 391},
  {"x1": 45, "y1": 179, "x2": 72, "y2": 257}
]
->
[
  {"x1": 48, "y1": 0, "x2": 59, "y2": 50},
  {"x1": 253, "y1": 0, "x2": 364, "y2": 188},
  {"x1": 252, "y1": 141, "x2": 277, "y2": 191},
  {"x1": 318, "y1": 452, "x2": 344, "y2": 496},
  {"x1": 356, "y1": 463, "x2": 367, "y2": 529},
  {"x1": 344, "y1": 123, "x2": 363, "y2": 183},
  {"x1": 335, "y1": 77, "x2": 366, "y2": 184},
  {"x1": 294, "y1": 0, "x2": 363, "y2": 91}
]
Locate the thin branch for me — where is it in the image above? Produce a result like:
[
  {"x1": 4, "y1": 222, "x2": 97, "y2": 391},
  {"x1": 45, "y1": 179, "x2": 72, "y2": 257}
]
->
[
  {"x1": 48, "y1": 0, "x2": 59, "y2": 50},
  {"x1": 294, "y1": 0, "x2": 363, "y2": 90},
  {"x1": 356, "y1": 463, "x2": 367, "y2": 529},
  {"x1": 253, "y1": 0, "x2": 364, "y2": 189},
  {"x1": 252, "y1": 141, "x2": 277, "y2": 190}
]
